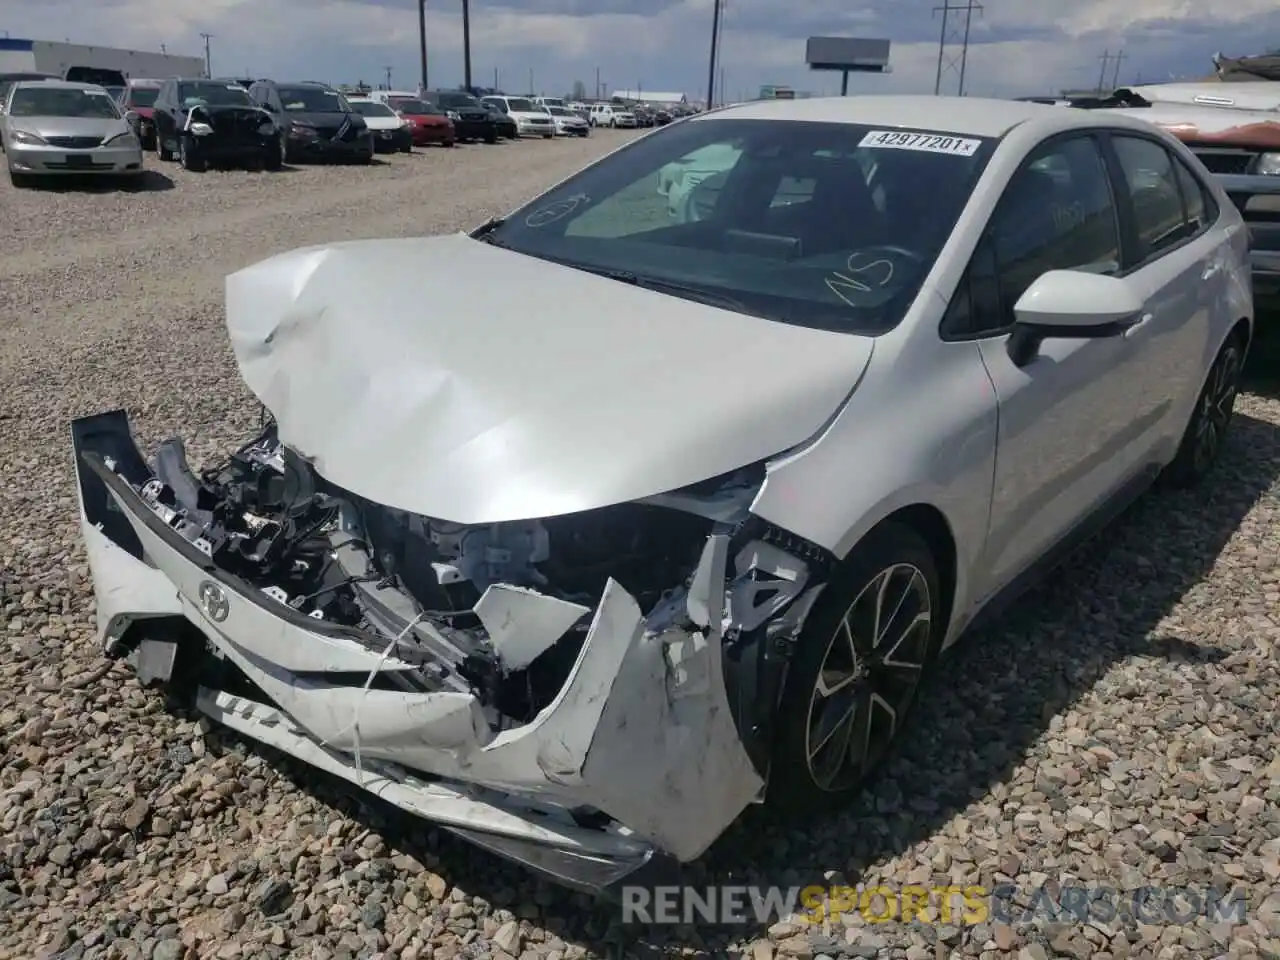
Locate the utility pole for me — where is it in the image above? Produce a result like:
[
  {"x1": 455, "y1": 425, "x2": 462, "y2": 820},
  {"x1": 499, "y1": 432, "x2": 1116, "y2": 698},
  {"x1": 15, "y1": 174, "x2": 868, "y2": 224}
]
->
[
  {"x1": 493, "y1": 67, "x2": 499, "y2": 90},
  {"x1": 705, "y1": 0, "x2": 722, "y2": 109},
  {"x1": 418, "y1": 0, "x2": 428, "y2": 93},
  {"x1": 462, "y1": 0, "x2": 472, "y2": 92},
  {"x1": 199, "y1": 33, "x2": 213, "y2": 78},
  {"x1": 383, "y1": 65, "x2": 392, "y2": 90},
  {"x1": 1097, "y1": 49, "x2": 1112, "y2": 94},
  {"x1": 932, "y1": 0, "x2": 981, "y2": 96},
  {"x1": 528, "y1": 67, "x2": 534, "y2": 95},
  {"x1": 1110, "y1": 49, "x2": 1127, "y2": 90},
  {"x1": 595, "y1": 66, "x2": 600, "y2": 99}
]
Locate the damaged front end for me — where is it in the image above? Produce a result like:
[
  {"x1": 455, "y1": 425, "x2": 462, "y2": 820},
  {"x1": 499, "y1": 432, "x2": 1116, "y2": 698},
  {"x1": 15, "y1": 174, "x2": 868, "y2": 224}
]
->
[{"x1": 71, "y1": 410, "x2": 833, "y2": 892}]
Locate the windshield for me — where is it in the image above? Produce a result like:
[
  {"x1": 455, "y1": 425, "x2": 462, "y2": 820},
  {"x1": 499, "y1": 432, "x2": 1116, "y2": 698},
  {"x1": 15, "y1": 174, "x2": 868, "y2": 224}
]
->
[
  {"x1": 65, "y1": 67, "x2": 126, "y2": 87},
  {"x1": 486, "y1": 118, "x2": 993, "y2": 334},
  {"x1": 178, "y1": 82, "x2": 252, "y2": 107},
  {"x1": 277, "y1": 86, "x2": 349, "y2": 112},
  {"x1": 9, "y1": 85, "x2": 120, "y2": 119},
  {"x1": 351, "y1": 100, "x2": 394, "y2": 117},
  {"x1": 506, "y1": 97, "x2": 535, "y2": 111},
  {"x1": 390, "y1": 98, "x2": 438, "y2": 115},
  {"x1": 548, "y1": 106, "x2": 574, "y2": 116},
  {"x1": 126, "y1": 86, "x2": 160, "y2": 107},
  {"x1": 541, "y1": 98, "x2": 564, "y2": 107},
  {"x1": 436, "y1": 91, "x2": 478, "y2": 108}
]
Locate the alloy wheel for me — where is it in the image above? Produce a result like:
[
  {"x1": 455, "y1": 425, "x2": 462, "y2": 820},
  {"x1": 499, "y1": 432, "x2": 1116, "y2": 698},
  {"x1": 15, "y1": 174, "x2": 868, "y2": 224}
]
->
[
  {"x1": 1192, "y1": 342, "x2": 1241, "y2": 474},
  {"x1": 805, "y1": 562, "x2": 932, "y2": 792}
]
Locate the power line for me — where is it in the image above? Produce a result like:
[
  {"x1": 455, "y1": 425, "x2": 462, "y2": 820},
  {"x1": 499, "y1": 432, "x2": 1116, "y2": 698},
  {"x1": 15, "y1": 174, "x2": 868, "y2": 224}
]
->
[{"x1": 933, "y1": 0, "x2": 981, "y2": 96}]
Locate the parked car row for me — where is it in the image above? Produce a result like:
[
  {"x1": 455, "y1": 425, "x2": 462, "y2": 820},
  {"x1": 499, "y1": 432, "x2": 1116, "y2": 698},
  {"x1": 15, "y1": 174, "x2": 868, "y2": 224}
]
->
[{"x1": 0, "y1": 77, "x2": 611, "y2": 186}]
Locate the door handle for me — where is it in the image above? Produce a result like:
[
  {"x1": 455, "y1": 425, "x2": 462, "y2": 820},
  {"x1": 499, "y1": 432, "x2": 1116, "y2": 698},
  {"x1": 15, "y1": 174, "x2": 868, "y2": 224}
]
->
[{"x1": 1202, "y1": 263, "x2": 1222, "y2": 280}]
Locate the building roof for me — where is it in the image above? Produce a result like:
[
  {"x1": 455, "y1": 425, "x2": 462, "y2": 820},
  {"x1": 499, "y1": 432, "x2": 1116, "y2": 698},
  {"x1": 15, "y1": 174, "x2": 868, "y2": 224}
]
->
[
  {"x1": 612, "y1": 90, "x2": 685, "y2": 103},
  {"x1": 703, "y1": 95, "x2": 1052, "y2": 137}
]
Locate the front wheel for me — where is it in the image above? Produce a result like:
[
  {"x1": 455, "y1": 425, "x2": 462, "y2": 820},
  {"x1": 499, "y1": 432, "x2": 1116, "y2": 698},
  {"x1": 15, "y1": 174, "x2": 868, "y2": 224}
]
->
[
  {"x1": 9, "y1": 170, "x2": 34, "y2": 188},
  {"x1": 485, "y1": 131, "x2": 498, "y2": 144},
  {"x1": 157, "y1": 134, "x2": 173, "y2": 162},
  {"x1": 1161, "y1": 331, "x2": 1245, "y2": 488},
  {"x1": 179, "y1": 136, "x2": 205, "y2": 172},
  {"x1": 767, "y1": 521, "x2": 941, "y2": 817}
]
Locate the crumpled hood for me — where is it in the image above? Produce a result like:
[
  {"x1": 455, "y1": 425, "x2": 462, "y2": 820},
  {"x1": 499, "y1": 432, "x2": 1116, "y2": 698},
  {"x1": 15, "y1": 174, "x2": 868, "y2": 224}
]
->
[
  {"x1": 1119, "y1": 98, "x2": 1280, "y2": 148},
  {"x1": 224, "y1": 234, "x2": 874, "y2": 524},
  {"x1": 282, "y1": 110, "x2": 368, "y2": 131}
]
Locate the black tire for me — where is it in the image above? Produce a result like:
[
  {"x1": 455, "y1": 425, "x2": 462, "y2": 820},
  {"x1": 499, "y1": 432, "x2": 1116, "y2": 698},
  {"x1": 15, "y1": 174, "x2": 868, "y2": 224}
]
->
[
  {"x1": 263, "y1": 144, "x2": 283, "y2": 172},
  {"x1": 401, "y1": 143, "x2": 412, "y2": 154},
  {"x1": 179, "y1": 136, "x2": 205, "y2": 172},
  {"x1": 767, "y1": 521, "x2": 942, "y2": 817},
  {"x1": 485, "y1": 131, "x2": 498, "y2": 144},
  {"x1": 542, "y1": 133, "x2": 554, "y2": 140},
  {"x1": 1160, "y1": 330, "x2": 1246, "y2": 488},
  {"x1": 9, "y1": 171, "x2": 34, "y2": 188},
  {"x1": 157, "y1": 134, "x2": 173, "y2": 162},
  {"x1": 444, "y1": 139, "x2": 455, "y2": 148}
]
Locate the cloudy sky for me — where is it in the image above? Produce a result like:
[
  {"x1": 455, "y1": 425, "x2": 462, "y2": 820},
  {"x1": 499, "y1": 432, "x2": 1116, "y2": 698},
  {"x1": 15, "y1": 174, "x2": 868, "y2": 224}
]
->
[{"x1": 5, "y1": 0, "x2": 1276, "y2": 101}]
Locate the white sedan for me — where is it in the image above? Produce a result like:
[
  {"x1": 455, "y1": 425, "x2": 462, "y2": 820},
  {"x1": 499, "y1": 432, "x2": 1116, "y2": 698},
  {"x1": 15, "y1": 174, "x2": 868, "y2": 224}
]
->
[{"x1": 71, "y1": 95, "x2": 1250, "y2": 892}]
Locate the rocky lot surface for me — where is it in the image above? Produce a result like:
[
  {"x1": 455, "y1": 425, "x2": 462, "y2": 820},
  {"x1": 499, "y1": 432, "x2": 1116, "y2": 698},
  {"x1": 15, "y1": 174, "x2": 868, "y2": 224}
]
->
[{"x1": 1, "y1": 135, "x2": 1279, "y2": 960}]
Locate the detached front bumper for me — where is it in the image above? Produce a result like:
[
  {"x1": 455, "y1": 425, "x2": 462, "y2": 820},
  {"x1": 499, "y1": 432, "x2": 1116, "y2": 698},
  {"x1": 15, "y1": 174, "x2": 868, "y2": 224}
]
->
[{"x1": 71, "y1": 410, "x2": 765, "y2": 892}]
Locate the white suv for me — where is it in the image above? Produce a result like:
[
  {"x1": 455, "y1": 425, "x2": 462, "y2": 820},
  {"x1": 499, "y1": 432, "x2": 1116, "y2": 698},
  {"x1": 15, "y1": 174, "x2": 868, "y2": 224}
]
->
[{"x1": 589, "y1": 103, "x2": 636, "y2": 128}]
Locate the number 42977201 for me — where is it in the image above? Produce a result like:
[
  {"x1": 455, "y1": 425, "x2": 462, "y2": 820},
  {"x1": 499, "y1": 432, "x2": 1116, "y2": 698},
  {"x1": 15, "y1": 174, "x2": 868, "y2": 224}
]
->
[{"x1": 858, "y1": 130, "x2": 981, "y2": 156}]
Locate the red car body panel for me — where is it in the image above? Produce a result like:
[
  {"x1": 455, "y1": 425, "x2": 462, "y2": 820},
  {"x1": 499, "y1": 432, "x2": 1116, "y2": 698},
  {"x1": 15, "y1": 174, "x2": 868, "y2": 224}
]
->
[{"x1": 400, "y1": 112, "x2": 455, "y2": 146}]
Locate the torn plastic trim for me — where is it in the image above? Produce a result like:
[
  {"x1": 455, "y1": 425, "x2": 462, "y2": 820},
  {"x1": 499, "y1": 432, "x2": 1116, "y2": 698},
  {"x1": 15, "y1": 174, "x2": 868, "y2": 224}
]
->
[{"x1": 77, "y1": 438, "x2": 767, "y2": 861}]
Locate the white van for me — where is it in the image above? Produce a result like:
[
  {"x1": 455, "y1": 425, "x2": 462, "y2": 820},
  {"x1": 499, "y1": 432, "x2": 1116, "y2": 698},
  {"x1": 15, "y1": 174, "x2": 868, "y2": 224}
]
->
[{"x1": 480, "y1": 95, "x2": 555, "y2": 138}]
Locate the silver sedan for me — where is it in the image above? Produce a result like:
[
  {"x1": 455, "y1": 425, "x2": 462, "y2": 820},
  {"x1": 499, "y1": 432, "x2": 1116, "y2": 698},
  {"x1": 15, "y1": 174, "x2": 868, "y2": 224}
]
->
[{"x1": 2, "y1": 80, "x2": 144, "y2": 187}]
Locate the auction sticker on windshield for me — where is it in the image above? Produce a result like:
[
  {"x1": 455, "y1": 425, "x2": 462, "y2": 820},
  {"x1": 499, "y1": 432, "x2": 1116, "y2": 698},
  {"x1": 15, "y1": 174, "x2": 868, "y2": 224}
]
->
[{"x1": 859, "y1": 130, "x2": 981, "y2": 156}]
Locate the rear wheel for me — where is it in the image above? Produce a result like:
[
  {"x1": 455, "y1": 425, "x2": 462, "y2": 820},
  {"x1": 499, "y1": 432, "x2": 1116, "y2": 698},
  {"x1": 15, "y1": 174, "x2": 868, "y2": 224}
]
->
[
  {"x1": 263, "y1": 143, "x2": 283, "y2": 172},
  {"x1": 767, "y1": 521, "x2": 942, "y2": 816},
  {"x1": 1161, "y1": 331, "x2": 1245, "y2": 488},
  {"x1": 157, "y1": 134, "x2": 173, "y2": 162}
]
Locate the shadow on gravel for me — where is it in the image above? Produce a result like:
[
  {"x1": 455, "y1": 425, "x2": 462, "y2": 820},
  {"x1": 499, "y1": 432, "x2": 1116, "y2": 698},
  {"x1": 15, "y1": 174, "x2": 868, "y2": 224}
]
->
[
  {"x1": 16, "y1": 170, "x2": 174, "y2": 192},
  {"x1": 184, "y1": 411, "x2": 1280, "y2": 960}
]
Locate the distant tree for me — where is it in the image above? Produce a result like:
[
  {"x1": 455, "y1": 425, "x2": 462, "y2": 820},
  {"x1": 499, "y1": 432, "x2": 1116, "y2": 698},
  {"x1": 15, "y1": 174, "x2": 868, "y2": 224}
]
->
[{"x1": 571, "y1": 79, "x2": 587, "y2": 100}]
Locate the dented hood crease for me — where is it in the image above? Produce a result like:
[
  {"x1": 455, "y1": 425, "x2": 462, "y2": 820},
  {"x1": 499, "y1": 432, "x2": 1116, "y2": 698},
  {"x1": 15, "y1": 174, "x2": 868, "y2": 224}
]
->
[{"x1": 224, "y1": 234, "x2": 875, "y2": 524}]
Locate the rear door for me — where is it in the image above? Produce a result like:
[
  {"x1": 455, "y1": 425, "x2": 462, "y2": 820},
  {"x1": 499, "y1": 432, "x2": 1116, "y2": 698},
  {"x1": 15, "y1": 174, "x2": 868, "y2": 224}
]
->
[{"x1": 1101, "y1": 131, "x2": 1234, "y2": 452}]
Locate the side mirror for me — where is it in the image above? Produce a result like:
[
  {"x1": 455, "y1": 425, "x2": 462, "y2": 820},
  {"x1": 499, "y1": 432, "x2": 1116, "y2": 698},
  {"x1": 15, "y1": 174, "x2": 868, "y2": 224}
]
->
[
  {"x1": 124, "y1": 110, "x2": 140, "y2": 123},
  {"x1": 1007, "y1": 269, "x2": 1144, "y2": 366}
]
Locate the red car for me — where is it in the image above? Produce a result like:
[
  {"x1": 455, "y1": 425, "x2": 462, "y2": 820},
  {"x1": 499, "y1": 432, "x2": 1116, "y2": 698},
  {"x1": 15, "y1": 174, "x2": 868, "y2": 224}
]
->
[
  {"x1": 119, "y1": 79, "x2": 162, "y2": 149},
  {"x1": 387, "y1": 97, "x2": 455, "y2": 147}
]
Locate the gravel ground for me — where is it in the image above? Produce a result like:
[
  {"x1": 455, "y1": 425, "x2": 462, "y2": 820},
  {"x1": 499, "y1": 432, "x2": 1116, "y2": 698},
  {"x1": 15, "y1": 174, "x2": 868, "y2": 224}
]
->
[{"x1": 2, "y1": 135, "x2": 1280, "y2": 960}]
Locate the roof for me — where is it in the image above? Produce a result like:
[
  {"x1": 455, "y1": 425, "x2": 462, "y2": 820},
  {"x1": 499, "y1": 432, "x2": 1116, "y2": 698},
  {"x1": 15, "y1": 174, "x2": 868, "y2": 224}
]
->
[
  {"x1": 11, "y1": 78, "x2": 104, "y2": 91},
  {"x1": 613, "y1": 90, "x2": 685, "y2": 102},
  {"x1": 700, "y1": 95, "x2": 1054, "y2": 137}
]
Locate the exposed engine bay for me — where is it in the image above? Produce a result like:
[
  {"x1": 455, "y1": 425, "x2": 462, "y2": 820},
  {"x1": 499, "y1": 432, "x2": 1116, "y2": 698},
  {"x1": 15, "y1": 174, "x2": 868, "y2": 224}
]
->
[{"x1": 138, "y1": 419, "x2": 771, "y2": 726}]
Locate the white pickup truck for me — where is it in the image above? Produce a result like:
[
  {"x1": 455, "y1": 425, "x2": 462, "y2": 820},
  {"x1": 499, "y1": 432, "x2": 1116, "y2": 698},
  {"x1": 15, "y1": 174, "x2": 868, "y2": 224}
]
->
[{"x1": 1074, "y1": 53, "x2": 1280, "y2": 303}]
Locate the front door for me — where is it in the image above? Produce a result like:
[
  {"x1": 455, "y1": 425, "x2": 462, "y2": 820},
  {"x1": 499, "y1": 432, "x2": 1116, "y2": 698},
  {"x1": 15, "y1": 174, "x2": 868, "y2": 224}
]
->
[{"x1": 958, "y1": 133, "x2": 1152, "y2": 600}]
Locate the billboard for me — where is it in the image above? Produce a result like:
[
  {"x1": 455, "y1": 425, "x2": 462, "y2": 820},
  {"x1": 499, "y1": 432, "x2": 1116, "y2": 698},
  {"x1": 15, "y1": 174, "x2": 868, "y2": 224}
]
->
[{"x1": 805, "y1": 37, "x2": 891, "y2": 73}]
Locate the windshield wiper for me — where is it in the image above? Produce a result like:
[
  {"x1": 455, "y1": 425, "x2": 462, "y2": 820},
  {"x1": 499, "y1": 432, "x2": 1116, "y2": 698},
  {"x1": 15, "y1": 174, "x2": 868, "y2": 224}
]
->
[
  {"x1": 577, "y1": 266, "x2": 754, "y2": 314},
  {"x1": 473, "y1": 217, "x2": 508, "y2": 245}
]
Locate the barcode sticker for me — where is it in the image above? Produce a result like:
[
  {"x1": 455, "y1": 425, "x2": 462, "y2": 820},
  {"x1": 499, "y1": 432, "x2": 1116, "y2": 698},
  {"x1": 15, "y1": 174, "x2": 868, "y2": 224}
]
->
[{"x1": 859, "y1": 130, "x2": 981, "y2": 156}]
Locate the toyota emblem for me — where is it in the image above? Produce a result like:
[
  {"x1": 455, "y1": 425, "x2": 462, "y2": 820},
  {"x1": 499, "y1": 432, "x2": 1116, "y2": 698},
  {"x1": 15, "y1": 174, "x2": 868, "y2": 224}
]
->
[{"x1": 198, "y1": 581, "x2": 229, "y2": 623}]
